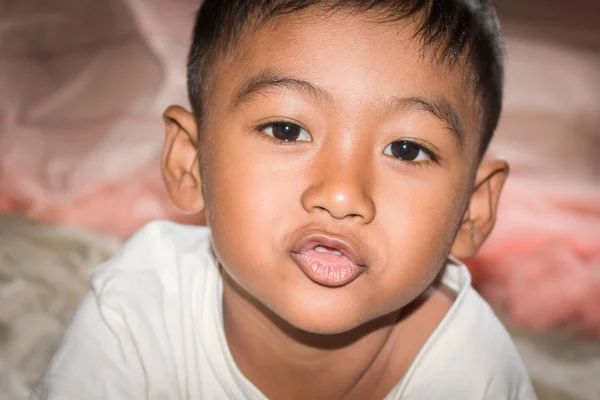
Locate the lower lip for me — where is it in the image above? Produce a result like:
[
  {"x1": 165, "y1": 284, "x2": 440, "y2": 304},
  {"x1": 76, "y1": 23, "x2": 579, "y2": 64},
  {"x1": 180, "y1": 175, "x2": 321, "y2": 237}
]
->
[{"x1": 291, "y1": 249, "x2": 363, "y2": 287}]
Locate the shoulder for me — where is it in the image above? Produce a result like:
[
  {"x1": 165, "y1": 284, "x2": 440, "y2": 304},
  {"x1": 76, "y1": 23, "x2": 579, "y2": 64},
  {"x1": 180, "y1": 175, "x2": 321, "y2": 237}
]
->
[
  {"x1": 91, "y1": 220, "x2": 214, "y2": 297},
  {"x1": 87, "y1": 221, "x2": 219, "y2": 343},
  {"x1": 450, "y1": 287, "x2": 537, "y2": 398},
  {"x1": 433, "y1": 262, "x2": 526, "y2": 373},
  {"x1": 397, "y1": 264, "x2": 537, "y2": 399},
  {"x1": 34, "y1": 222, "x2": 223, "y2": 398},
  {"x1": 449, "y1": 287, "x2": 530, "y2": 376}
]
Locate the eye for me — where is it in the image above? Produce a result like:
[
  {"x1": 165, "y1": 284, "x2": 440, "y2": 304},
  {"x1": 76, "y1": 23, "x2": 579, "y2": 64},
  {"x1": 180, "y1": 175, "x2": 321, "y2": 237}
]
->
[
  {"x1": 384, "y1": 140, "x2": 433, "y2": 162},
  {"x1": 260, "y1": 122, "x2": 311, "y2": 142}
]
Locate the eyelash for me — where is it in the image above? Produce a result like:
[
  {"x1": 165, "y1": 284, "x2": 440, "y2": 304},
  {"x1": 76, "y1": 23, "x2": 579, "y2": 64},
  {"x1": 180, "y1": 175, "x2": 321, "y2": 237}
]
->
[
  {"x1": 395, "y1": 140, "x2": 440, "y2": 166},
  {"x1": 253, "y1": 120, "x2": 310, "y2": 145},
  {"x1": 253, "y1": 120, "x2": 439, "y2": 165}
]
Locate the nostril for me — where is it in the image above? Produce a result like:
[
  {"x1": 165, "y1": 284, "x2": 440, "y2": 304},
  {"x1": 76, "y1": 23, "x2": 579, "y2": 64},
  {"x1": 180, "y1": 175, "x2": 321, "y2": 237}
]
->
[
  {"x1": 301, "y1": 184, "x2": 375, "y2": 222},
  {"x1": 312, "y1": 206, "x2": 365, "y2": 221}
]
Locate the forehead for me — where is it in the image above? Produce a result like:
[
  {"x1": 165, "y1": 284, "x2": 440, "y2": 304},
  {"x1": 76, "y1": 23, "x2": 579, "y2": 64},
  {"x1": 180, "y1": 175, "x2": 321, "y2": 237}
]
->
[{"x1": 212, "y1": 9, "x2": 481, "y2": 144}]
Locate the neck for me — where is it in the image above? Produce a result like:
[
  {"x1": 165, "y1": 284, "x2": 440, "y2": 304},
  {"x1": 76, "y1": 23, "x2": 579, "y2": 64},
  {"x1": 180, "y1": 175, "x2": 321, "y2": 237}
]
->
[{"x1": 221, "y1": 272, "x2": 405, "y2": 400}]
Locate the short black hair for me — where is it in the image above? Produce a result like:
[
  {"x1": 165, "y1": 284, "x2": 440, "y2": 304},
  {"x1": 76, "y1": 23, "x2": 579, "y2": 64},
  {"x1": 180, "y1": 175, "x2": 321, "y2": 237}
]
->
[{"x1": 187, "y1": 0, "x2": 504, "y2": 157}]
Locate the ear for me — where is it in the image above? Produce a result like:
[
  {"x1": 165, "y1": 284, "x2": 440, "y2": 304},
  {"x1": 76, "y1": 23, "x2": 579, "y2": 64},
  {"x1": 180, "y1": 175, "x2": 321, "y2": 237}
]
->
[
  {"x1": 161, "y1": 105, "x2": 204, "y2": 214},
  {"x1": 450, "y1": 158, "x2": 509, "y2": 258}
]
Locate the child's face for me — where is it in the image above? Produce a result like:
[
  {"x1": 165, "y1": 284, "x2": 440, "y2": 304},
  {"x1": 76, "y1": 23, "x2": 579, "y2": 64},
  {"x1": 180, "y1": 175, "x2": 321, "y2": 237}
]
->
[{"x1": 163, "y1": 10, "x2": 507, "y2": 334}]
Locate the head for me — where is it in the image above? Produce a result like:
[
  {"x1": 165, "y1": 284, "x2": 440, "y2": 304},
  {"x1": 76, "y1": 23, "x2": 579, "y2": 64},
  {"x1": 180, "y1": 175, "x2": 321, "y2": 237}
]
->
[{"x1": 162, "y1": 0, "x2": 508, "y2": 334}]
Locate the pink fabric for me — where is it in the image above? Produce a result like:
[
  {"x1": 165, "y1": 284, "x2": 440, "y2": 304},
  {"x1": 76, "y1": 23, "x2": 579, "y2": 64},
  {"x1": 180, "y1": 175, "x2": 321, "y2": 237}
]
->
[
  {"x1": 0, "y1": 165, "x2": 204, "y2": 237},
  {"x1": 466, "y1": 34, "x2": 600, "y2": 338},
  {"x1": 0, "y1": 0, "x2": 201, "y2": 235},
  {"x1": 467, "y1": 178, "x2": 600, "y2": 337}
]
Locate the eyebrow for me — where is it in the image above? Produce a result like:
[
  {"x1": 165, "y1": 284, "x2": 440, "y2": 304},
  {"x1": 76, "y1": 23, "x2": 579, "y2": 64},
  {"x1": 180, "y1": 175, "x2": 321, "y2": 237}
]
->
[
  {"x1": 232, "y1": 70, "x2": 464, "y2": 147},
  {"x1": 385, "y1": 96, "x2": 464, "y2": 147},
  {"x1": 232, "y1": 69, "x2": 334, "y2": 108}
]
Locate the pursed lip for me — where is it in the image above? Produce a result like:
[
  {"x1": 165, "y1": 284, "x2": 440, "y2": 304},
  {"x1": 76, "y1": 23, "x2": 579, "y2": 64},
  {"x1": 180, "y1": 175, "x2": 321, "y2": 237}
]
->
[{"x1": 290, "y1": 231, "x2": 367, "y2": 267}]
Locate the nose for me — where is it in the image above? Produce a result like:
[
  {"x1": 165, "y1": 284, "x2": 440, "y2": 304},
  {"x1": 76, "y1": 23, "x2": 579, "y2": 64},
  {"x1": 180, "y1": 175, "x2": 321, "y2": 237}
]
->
[{"x1": 301, "y1": 149, "x2": 376, "y2": 223}]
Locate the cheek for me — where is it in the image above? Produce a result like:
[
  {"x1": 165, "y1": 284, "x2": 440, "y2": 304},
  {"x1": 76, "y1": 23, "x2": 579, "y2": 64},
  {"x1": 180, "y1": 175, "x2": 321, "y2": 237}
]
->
[
  {"x1": 373, "y1": 175, "x2": 465, "y2": 294},
  {"x1": 382, "y1": 173, "x2": 462, "y2": 236},
  {"x1": 200, "y1": 134, "x2": 306, "y2": 277},
  {"x1": 205, "y1": 148, "x2": 301, "y2": 228}
]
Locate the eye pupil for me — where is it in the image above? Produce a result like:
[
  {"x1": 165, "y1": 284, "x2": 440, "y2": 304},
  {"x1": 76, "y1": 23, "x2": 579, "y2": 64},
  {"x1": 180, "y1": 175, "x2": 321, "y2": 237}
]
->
[
  {"x1": 272, "y1": 123, "x2": 301, "y2": 141},
  {"x1": 391, "y1": 141, "x2": 419, "y2": 161}
]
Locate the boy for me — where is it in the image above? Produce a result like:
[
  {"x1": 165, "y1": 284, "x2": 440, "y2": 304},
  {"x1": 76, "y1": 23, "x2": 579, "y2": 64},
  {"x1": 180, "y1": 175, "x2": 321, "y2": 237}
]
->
[{"x1": 33, "y1": 0, "x2": 536, "y2": 399}]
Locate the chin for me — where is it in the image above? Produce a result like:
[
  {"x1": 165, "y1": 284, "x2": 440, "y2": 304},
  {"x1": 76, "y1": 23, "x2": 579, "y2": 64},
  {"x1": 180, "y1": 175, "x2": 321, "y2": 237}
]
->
[
  {"x1": 286, "y1": 314, "x2": 358, "y2": 336},
  {"x1": 269, "y1": 295, "x2": 383, "y2": 339}
]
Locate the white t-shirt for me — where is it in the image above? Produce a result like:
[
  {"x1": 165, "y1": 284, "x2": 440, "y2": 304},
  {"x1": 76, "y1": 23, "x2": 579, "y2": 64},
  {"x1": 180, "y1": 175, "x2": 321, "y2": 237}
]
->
[{"x1": 32, "y1": 221, "x2": 536, "y2": 400}]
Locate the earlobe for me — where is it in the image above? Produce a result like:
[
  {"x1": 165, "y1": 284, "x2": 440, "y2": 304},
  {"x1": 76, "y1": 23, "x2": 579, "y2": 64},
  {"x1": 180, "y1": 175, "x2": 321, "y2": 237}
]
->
[
  {"x1": 450, "y1": 159, "x2": 509, "y2": 259},
  {"x1": 161, "y1": 105, "x2": 205, "y2": 214}
]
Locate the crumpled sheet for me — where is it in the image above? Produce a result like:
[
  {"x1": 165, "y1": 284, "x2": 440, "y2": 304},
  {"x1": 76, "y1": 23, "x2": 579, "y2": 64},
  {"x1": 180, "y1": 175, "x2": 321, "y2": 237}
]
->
[
  {"x1": 0, "y1": 0, "x2": 205, "y2": 236},
  {"x1": 467, "y1": 36, "x2": 600, "y2": 338},
  {"x1": 469, "y1": 177, "x2": 600, "y2": 336},
  {"x1": 0, "y1": 214, "x2": 121, "y2": 399},
  {"x1": 0, "y1": 2, "x2": 599, "y2": 337}
]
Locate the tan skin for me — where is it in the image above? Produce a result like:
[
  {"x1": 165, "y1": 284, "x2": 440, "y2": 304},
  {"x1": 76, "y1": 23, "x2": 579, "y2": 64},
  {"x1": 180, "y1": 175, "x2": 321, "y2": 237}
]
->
[{"x1": 161, "y1": 10, "x2": 508, "y2": 400}]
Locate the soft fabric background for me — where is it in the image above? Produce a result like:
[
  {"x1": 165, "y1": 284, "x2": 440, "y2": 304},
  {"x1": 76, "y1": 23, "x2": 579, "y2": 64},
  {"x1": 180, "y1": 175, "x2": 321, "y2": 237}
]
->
[{"x1": 0, "y1": 0, "x2": 205, "y2": 235}]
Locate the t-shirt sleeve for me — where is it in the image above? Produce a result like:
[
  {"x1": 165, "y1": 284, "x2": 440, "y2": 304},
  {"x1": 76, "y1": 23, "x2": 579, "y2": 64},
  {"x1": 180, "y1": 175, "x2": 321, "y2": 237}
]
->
[
  {"x1": 31, "y1": 291, "x2": 147, "y2": 400},
  {"x1": 480, "y1": 359, "x2": 538, "y2": 400}
]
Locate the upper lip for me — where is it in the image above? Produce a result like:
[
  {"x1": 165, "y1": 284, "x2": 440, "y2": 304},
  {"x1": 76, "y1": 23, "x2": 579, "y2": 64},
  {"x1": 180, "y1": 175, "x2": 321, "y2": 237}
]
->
[{"x1": 291, "y1": 231, "x2": 367, "y2": 267}]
